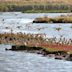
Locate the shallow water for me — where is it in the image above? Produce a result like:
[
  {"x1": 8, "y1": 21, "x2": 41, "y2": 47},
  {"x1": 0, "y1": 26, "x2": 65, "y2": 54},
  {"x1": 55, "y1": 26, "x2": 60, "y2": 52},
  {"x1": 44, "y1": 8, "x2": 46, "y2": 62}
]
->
[
  {"x1": 0, "y1": 44, "x2": 72, "y2": 72},
  {"x1": 0, "y1": 12, "x2": 72, "y2": 39},
  {"x1": 0, "y1": 12, "x2": 72, "y2": 72}
]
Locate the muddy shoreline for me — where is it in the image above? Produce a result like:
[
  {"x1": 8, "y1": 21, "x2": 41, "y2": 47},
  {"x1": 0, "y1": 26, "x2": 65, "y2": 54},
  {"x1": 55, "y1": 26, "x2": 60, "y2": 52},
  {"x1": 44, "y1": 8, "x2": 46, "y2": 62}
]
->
[
  {"x1": 0, "y1": 33, "x2": 72, "y2": 61},
  {"x1": 5, "y1": 45, "x2": 72, "y2": 61}
]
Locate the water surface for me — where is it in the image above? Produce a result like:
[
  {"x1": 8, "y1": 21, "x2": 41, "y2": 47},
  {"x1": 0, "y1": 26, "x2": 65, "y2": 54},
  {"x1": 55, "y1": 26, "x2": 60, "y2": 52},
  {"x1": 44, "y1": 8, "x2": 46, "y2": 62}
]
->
[
  {"x1": 0, "y1": 12, "x2": 72, "y2": 72},
  {"x1": 0, "y1": 12, "x2": 72, "y2": 39},
  {"x1": 0, "y1": 44, "x2": 72, "y2": 72}
]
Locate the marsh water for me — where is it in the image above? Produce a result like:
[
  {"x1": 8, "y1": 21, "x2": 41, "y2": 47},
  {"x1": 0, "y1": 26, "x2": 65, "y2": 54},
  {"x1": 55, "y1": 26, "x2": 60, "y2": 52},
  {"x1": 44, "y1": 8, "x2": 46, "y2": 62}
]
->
[
  {"x1": 0, "y1": 44, "x2": 72, "y2": 72},
  {"x1": 0, "y1": 12, "x2": 72, "y2": 72},
  {"x1": 0, "y1": 12, "x2": 72, "y2": 39}
]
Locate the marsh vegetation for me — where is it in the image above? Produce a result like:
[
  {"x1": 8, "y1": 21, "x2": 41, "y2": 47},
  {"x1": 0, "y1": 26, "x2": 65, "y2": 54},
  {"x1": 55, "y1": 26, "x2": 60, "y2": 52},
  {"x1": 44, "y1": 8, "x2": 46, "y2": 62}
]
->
[
  {"x1": 0, "y1": 1, "x2": 72, "y2": 12},
  {"x1": 33, "y1": 15, "x2": 72, "y2": 23}
]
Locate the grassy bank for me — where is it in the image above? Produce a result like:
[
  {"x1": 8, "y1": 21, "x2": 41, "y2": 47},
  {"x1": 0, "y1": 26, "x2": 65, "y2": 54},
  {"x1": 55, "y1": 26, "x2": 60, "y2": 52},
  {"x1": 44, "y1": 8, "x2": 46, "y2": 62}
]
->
[
  {"x1": 0, "y1": 1, "x2": 72, "y2": 12},
  {"x1": 0, "y1": 33, "x2": 72, "y2": 53},
  {"x1": 22, "y1": 10, "x2": 70, "y2": 13},
  {"x1": 33, "y1": 15, "x2": 72, "y2": 23},
  {"x1": 5, "y1": 45, "x2": 72, "y2": 61},
  {"x1": 0, "y1": 33, "x2": 72, "y2": 61}
]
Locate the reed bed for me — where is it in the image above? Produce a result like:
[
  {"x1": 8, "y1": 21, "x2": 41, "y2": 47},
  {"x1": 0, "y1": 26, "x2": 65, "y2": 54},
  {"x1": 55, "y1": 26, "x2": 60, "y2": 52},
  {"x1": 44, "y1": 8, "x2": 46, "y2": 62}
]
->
[
  {"x1": 0, "y1": 1, "x2": 72, "y2": 12},
  {"x1": 0, "y1": 33, "x2": 72, "y2": 52}
]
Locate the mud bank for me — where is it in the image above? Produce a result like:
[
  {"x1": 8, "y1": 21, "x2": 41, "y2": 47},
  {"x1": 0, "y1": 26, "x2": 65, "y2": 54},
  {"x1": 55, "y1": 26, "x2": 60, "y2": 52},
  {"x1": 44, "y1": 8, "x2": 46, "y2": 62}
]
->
[{"x1": 5, "y1": 45, "x2": 72, "y2": 61}]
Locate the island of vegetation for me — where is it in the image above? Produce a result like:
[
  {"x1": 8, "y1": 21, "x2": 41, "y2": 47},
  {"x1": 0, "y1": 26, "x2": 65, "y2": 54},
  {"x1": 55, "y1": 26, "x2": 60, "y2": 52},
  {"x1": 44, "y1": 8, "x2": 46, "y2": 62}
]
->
[
  {"x1": 0, "y1": 33, "x2": 72, "y2": 61},
  {"x1": 33, "y1": 14, "x2": 72, "y2": 23}
]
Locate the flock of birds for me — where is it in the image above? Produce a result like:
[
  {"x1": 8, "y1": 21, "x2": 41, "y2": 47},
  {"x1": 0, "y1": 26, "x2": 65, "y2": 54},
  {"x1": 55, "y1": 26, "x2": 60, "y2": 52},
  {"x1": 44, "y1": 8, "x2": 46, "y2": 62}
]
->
[{"x1": 0, "y1": 15, "x2": 72, "y2": 40}]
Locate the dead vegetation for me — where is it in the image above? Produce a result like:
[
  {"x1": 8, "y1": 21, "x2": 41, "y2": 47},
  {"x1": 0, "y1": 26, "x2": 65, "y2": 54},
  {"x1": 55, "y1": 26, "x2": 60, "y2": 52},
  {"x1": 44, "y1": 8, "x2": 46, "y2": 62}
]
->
[{"x1": 33, "y1": 15, "x2": 72, "y2": 23}]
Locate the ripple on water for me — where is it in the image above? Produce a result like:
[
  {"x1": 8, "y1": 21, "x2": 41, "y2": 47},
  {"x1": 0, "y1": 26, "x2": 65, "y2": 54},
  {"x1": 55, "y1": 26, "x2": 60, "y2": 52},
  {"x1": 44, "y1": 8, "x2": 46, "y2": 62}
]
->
[
  {"x1": 0, "y1": 44, "x2": 72, "y2": 72},
  {"x1": 0, "y1": 12, "x2": 72, "y2": 72},
  {"x1": 0, "y1": 12, "x2": 72, "y2": 39}
]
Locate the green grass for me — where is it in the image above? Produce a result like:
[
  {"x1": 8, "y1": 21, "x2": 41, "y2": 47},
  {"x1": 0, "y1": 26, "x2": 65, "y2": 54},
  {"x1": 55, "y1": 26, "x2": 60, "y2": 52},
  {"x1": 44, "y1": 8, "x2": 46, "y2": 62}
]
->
[
  {"x1": 0, "y1": 2, "x2": 72, "y2": 12},
  {"x1": 41, "y1": 46, "x2": 72, "y2": 54},
  {"x1": 22, "y1": 10, "x2": 71, "y2": 13}
]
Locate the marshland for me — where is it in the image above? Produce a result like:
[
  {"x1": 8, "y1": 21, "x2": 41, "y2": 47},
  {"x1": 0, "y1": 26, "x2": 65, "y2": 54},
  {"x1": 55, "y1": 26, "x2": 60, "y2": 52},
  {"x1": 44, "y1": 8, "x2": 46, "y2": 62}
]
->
[
  {"x1": 33, "y1": 14, "x2": 72, "y2": 23},
  {"x1": 0, "y1": 0, "x2": 72, "y2": 13},
  {"x1": 0, "y1": 12, "x2": 72, "y2": 72}
]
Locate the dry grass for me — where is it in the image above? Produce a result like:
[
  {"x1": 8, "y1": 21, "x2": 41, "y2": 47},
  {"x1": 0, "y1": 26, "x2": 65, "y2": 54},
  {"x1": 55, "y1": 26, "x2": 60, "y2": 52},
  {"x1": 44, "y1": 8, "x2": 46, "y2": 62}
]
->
[
  {"x1": 33, "y1": 16, "x2": 52, "y2": 23},
  {"x1": 0, "y1": 33, "x2": 72, "y2": 53},
  {"x1": 33, "y1": 15, "x2": 72, "y2": 23},
  {"x1": 0, "y1": 0, "x2": 72, "y2": 12},
  {"x1": 0, "y1": 0, "x2": 72, "y2": 5}
]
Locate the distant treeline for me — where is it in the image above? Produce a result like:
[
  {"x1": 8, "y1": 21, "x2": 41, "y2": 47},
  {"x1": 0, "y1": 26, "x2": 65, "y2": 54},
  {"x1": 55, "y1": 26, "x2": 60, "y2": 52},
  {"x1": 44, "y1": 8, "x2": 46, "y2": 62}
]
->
[{"x1": 0, "y1": 3, "x2": 72, "y2": 12}]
